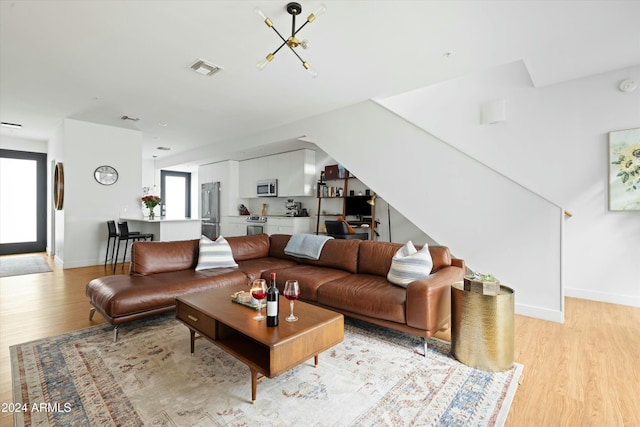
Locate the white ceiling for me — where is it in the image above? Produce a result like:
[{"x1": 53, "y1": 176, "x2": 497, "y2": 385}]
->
[{"x1": 2, "y1": 1, "x2": 639, "y2": 164}]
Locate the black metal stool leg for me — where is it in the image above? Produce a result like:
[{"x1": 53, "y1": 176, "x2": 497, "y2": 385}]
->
[
  {"x1": 110, "y1": 237, "x2": 117, "y2": 266},
  {"x1": 104, "y1": 237, "x2": 111, "y2": 267},
  {"x1": 113, "y1": 239, "x2": 121, "y2": 273},
  {"x1": 121, "y1": 240, "x2": 130, "y2": 271}
]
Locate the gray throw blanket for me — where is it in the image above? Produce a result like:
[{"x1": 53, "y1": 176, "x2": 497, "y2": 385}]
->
[{"x1": 284, "y1": 233, "x2": 333, "y2": 260}]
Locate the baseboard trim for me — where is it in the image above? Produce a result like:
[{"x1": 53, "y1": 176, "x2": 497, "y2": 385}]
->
[
  {"x1": 515, "y1": 304, "x2": 564, "y2": 323},
  {"x1": 564, "y1": 287, "x2": 640, "y2": 308}
]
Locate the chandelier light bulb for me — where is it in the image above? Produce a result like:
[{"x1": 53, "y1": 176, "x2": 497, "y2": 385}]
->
[
  {"x1": 255, "y1": 7, "x2": 273, "y2": 27},
  {"x1": 255, "y1": 7, "x2": 267, "y2": 20},
  {"x1": 257, "y1": 53, "x2": 275, "y2": 70},
  {"x1": 314, "y1": 4, "x2": 327, "y2": 17},
  {"x1": 303, "y1": 62, "x2": 318, "y2": 78},
  {"x1": 257, "y1": 59, "x2": 269, "y2": 71},
  {"x1": 300, "y1": 39, "x2": 310, "y2": 49}
]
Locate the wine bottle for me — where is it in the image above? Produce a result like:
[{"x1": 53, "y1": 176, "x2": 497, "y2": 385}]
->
[{"x1": 266, "y1": 272, "x2": 279, "y2": 327}]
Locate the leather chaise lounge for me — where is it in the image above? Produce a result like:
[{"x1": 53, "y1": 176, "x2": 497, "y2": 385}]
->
[{"x1": 86, "y1": 233, "x2": 465, "y2": 349}]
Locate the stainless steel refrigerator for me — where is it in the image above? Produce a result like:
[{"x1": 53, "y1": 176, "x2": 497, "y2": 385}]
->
[{"x1": 201, "y1": 182, "x2": 220, "y2": 239}]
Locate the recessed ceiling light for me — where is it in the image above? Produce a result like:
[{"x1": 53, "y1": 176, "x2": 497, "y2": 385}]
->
[
  {"x1": 159, "y1": 122, "x2": 168, "y2": 127},
  {"x1": 156, "y1": 146, "x2": 171, "y2": 151},
  {"x1": 190, "y1": 59, "x2": 222, "y2": 76},
  {"x1": 1, "y1": 122, "x2": 22, "y2": 129}
]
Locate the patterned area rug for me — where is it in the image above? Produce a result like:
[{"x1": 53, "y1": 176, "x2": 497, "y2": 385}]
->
[
  {"x1": 0, "y1": 255, "x2": 52, "y2": 277},
  {"x1": 10, "y1": 314, "x2": 522, "y2": 426}
]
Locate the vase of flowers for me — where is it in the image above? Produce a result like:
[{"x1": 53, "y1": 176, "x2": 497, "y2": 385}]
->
[{"x1": 141, "y1": 195, "x2": 161, "y2": 220}]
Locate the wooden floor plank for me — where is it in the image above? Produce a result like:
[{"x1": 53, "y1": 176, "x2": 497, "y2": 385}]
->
[{"x1": 0, "y1": 254, "x2": 638, "y2": 427}]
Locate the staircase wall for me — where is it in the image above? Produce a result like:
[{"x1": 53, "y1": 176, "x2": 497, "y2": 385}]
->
[{"x1": 294, "y1": 101, "x2": 565, "y2": 322}]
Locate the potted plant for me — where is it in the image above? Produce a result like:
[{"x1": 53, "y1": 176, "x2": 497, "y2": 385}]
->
[{"x1": 464, "y1": 271, "x2": 500, "y2": 295}]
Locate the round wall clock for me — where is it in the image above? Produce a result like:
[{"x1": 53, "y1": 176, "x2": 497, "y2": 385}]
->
[
  {"x1": 53, "y1": 162, "x2": 64, "y2": 210},
  {"x1": 94, "y1": 165, "x2": 118, "y2": 185}
]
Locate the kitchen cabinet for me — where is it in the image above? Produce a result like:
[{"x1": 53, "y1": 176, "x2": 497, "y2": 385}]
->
[
  {"x1": 238, "y1": 158, "x2": 265, "y2": 198},
  {"x1": 220, "y1": 216, "x2": 314, "y2": 237},
  {"x1": 264, "y1": 217, "x2": 314, "y2": 235},
  {"x1": 238, "y1": 149, "x2": 316, "y2": 198},
  {"x1": 276, "y1": 149, "x2": 316, "y2": 197},
  {"x1": 221, "y1": 216, "x2": 249, "y2": 237}
]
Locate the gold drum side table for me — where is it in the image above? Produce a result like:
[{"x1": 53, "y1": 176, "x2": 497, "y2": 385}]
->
[{"x1": 451, "y1": 280, "x2": 514, "y2": 372}]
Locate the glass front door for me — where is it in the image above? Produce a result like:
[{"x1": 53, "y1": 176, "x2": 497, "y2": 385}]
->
[{"x1": 0, "y1": 149, "x2": 47, "y2": 254}]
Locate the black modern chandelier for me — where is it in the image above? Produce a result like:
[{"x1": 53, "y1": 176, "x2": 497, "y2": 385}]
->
[{"x1": 255, "y1": 2, "x2": 326, "y2": 77}]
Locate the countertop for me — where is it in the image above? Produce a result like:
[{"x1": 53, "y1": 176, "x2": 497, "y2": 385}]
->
[
  {"x1": 233, "y1": 214, "x2": 312, "y2": 218},
  {"x1": 120, "y1": 216, "x2": 202, "y2": 223}
]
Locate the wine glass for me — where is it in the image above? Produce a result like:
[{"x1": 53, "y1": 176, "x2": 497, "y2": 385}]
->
[
  {"x1": 283, "y1": 280, "x2": 300, "y2": 322},
  {"x1": 250, "y1": 279, "x2": 267, "y2": 321}
]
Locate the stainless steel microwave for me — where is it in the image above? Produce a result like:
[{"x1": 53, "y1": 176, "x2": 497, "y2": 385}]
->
[{"x1": 257, "y1": 179, "x2": 277, "y2": 197}]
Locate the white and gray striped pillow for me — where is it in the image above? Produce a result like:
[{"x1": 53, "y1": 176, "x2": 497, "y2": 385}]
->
[
  {"x1": 386, "y1": 241, "x2": 433, "y2": 287},
  {"x1": 195, "y1": 235, "x2": 238, "y2": 271}
]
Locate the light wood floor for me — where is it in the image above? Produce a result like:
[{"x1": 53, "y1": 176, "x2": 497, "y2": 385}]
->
[{"x1": 1, "y1": 254, "x2": 639, "y2": 427}]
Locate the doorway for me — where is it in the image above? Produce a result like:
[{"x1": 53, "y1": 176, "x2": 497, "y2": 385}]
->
[
  {"x1": 0, "y1": 149, "x2": 47, "y2": 254},
  {"x1": 160, "y1": 170, "x2": 191, "y2": 218}
]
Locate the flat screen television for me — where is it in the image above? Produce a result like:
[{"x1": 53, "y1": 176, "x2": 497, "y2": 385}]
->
[{"x1": 344, "y1": 196, "x2": 372, "y2": 217}]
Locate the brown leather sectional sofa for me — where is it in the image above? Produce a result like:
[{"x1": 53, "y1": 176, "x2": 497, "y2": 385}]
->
[{"x1": 86, "y1": 233, "x2": 465, "y2": 346}]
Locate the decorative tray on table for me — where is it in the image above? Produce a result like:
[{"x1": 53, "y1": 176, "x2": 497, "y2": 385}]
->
[{"x1": 231, "y1": 291, "x2": 260, "y2": 310}]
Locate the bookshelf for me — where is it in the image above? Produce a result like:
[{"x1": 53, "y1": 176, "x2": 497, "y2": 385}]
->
[{"x1": 315, "y1": 166, "x2": 376, "y2": 238}]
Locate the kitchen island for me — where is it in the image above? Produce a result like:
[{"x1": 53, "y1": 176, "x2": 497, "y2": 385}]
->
[{"x1": 120, "y1": 216, "x2": 202, "y2": 242}]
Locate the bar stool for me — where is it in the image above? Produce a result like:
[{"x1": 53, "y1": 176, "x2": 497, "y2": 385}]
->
[
  {"x1": 113, "y1": 221, "x2": 153, "y2": 272},
  {"x1": 104, "y1": 220, "x2": 141, "y2": 267}
]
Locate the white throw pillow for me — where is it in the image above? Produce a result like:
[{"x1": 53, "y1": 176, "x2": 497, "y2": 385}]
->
[
  {"x1": 195, "y1": 235, "x2": 238, "y2": 271},
  {"x1": 387, "y1": 240, "x2": 433, "y2": 287}
]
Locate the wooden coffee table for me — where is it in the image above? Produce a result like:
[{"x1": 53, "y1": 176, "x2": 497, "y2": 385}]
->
[{"x1": 176, "y1": 286, "x2": 344, "y2": 403}]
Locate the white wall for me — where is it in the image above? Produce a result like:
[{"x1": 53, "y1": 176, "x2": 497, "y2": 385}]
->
[
  {"x1": 378, "y1": 61, "x2": 640, "y2": 307},
  {"x1": 314, "y1": 151, "x2": 433, "y2": 244},
  {"x1": 294, "y1": 102, "x2": 565, "y2": 321},
  {"x1": 56, "y1": 119, "x2": 142, "y2": 268},
  {"x1": 176, "y1": 99, "x2": 566, "y2": 321},
  {"x1": 0, "y1": 135, "x2": 47, "y2": 153}
]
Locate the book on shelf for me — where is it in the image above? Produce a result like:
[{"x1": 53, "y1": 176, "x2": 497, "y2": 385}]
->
[{"x1": 317, "y1": 185, "x2": 343, "y2": 198}]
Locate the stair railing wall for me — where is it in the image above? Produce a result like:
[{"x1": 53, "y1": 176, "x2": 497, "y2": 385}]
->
[{"x1": 294, "y1": 100, "x2": 565, "y2": 322}]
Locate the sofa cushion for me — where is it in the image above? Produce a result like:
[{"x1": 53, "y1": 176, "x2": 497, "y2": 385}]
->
[
  {"x1": 153, "y1": 269, "x2": 247, "y2": 293},
  {"x1": 424, "y1": 246, "x2": 452, "y2": 273},
  {"x1": 268, "y1": 234, "x2": 303, "y2": 262},
  {"x1": 299, "y1": 239, "x2": 361, "y2": 273},
  {"x1": 260, "y1": 265, "x2": 351, "y2": 302},
  {"x1": 236, "y1": 257, "x2": 298, "y2": 283},
  {"x1": 357, "y1": 241, "x2": 403, "y2": 276},
  {"x1": 317, "y1": 274, "x2": 407, "y2": 324},
  {"x1": 358, "y1": 241, "x2": 452, "y2": 275},
  {"x1": 227, "y1": 233, "x2": 270, "y2": 261},
  {"x1": 195, "y1": 236, "x2": 238, "y2": 271},
  {"x1": 87, "y1": 269, "x2": 246, "y2": 318},
  {"x1": 386, "y1": 241, "x2": 433, "y2": 287},
  {"x1": 130, "y1": 239, "x2": 199, "y2": 275}
]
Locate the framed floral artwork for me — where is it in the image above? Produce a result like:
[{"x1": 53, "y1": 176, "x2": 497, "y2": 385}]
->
[{"x1": 609, "y1": 127, "x2": 640, "y2": 211}]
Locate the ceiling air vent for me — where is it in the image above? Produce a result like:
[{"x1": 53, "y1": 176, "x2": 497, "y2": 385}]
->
[{"x1": 190, "y1": 59, "x2": 222, "y2": 76}]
